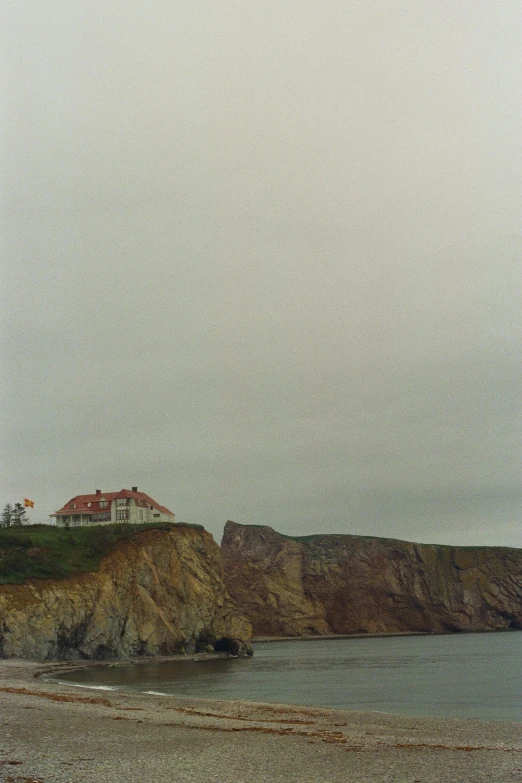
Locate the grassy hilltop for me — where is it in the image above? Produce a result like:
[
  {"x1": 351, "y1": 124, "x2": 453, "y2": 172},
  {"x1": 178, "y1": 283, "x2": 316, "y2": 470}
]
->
[{"x1": 0, "y1": 522, "x2": 202, "y2": 584}]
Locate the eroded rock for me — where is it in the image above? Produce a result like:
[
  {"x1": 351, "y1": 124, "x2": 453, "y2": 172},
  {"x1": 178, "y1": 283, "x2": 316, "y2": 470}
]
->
[
  {"x1": 221, "y1": 521, "x2": 522, "y2": 636},
  {"x1": 0, "y1": 526, "x2": 252, "y2": 660}
]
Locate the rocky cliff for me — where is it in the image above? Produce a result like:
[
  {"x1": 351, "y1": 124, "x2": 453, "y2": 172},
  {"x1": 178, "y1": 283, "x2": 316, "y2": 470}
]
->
[
  {"x1": 221, "y1": 521, "x2": 522, "y2": 636},
  {"x1": 0, "y1": 526, "x2": 252, "y2": 660}
]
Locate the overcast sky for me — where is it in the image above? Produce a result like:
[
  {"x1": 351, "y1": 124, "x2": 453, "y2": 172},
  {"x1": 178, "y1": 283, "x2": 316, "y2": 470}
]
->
[{"x1": 2, "y1": 1, "x2": 521, "y2": 548}]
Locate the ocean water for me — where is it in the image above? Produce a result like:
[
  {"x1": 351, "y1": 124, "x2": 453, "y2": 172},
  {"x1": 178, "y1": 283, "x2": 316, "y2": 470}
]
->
[{"x1": 56, "y1": 631, "x2": 522, "y2": 721}]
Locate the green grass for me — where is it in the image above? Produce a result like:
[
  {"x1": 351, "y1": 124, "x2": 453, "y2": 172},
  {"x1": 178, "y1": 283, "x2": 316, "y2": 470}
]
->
[{"x1": 0, "y1": 522, "x2": 202, "y2": 585}]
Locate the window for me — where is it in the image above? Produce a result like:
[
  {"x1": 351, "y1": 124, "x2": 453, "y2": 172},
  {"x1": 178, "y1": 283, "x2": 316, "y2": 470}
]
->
[
  {"x1": 99, "y1": 500, "x2": 108, "y2": 508},
  {"x1": 116, "y1": 498, "x2": 128, "y2": 507},
  {"x1": 116, "y1": 509, "x2": 129, "y2": 521}
]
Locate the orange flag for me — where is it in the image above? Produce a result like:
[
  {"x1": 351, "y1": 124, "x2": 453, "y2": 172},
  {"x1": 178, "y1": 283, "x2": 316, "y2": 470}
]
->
[{"x1": 24, "y1": 498, "x2": 34, "y2": 508}]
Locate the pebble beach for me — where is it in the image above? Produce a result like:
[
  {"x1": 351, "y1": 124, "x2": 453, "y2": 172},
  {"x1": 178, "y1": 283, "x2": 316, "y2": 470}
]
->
[{"x1": 1, "y1": 658, "x2": 521, "y2": 783}]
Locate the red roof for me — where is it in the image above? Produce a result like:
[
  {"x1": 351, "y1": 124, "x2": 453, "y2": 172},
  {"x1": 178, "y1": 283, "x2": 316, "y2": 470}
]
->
[{"x1": 51, "y1": 489, "x2": 174, "y2": 517}]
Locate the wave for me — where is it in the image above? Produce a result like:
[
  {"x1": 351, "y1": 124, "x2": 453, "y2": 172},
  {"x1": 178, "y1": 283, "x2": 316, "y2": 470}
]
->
[
  {"x1": 56, "y1": 681, "x2": 118, "y2": 691},
  {"x1": 143, "y1": 690, "x2": 168, "y2": 696}
]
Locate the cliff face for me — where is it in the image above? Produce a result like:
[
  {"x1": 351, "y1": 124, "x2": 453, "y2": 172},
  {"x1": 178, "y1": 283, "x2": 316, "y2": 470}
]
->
[
  {"x1": 221, "y1": 521, "x2": 522, "y2": 636},
  {"x1": 0, "y1": 526, "x2": 252, "y2": 660}
]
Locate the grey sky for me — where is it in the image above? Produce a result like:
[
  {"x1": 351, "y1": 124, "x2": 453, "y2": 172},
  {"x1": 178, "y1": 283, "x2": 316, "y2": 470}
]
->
[{"x1": 2, "y1": 1, "x2": 521, "y2": 547}]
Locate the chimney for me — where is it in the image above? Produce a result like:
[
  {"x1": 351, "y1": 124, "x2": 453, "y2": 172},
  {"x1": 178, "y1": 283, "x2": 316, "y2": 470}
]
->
[
  {"x1": 132, "y1": 486, "x2": 138, "y2": 492},
  {"x1": 96, "y1": 489, "x2": 101, "y2": 495}
]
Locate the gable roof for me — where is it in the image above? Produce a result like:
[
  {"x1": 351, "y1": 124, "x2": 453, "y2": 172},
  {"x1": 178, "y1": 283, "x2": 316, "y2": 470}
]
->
[{"x1": 51, "y1": 489, "x2": 174, "y2": 517}]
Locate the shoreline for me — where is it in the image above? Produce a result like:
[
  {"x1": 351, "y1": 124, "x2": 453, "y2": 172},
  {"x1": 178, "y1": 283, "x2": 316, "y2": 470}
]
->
[
  {"x1": 28, "y1": 633, "x2": 430, "y2": 682},
  {"x1": 252, "y1": 628, "x2": 522, "y2": 643},
  {"x1": 31, "y1": 651, "x2": 234, "y2": 680},
  {"x1": 252, "y1": 630, "x2": 429, "y2": 643},
  {"x1": 0, "y1": 659, "x2": 521, "y2": 783}
]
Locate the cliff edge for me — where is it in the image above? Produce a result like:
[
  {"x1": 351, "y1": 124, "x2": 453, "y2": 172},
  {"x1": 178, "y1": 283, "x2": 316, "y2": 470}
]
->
[
  {"x1": 221, "y1": 521, "x2": 522, "y2": 636},
  {"x1": 0, "y1": 526, "x2": 252, "y2": 659}
]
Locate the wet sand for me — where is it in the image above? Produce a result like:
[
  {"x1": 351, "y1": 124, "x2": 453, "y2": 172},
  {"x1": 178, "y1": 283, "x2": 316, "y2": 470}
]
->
[{"x1": 1, "y1": 658, "x2": 521, "y2": 783}]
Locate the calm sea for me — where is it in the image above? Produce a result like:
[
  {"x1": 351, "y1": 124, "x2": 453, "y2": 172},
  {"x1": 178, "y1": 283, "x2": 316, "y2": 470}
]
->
[{"x1": 56, "y1": 631, "x2": 522, "y2": 721}]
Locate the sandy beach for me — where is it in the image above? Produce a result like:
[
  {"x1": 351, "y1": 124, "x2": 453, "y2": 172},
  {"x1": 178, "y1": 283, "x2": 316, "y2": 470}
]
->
[{"x1": 0, "y1": 658, "x2": 521, "y2": 783}]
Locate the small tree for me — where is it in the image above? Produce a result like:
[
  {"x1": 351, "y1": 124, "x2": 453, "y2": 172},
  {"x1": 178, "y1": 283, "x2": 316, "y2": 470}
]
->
[
  {"x1": 1, "y1": 504, "x2": 13, "y2": 528},
  {"x1": 11, "y1": 503, "x2": 28, "y2": 527}
]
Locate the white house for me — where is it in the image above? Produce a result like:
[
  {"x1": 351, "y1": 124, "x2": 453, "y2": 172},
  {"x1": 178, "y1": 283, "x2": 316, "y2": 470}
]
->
[{"x1": 50, "y1": 487, "x2": 175, "y2": 527}]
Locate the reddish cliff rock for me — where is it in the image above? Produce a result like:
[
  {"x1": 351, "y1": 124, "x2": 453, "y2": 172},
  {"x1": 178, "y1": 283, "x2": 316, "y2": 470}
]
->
[
  {"x1": 221, "y1": 521, "x2": 522, "y2": 636},
  {"x1": 0, "y1": 526, "x2": 252, "y2": 660}
]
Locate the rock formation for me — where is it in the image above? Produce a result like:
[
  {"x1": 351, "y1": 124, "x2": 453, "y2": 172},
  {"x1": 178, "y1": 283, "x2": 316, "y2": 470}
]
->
[
  {"x1": 0, "y1": 526, "x2": 252, "y2": 660},
  {"x1": 221, "y1": 521, "x2": 522, "y2": 636}
]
